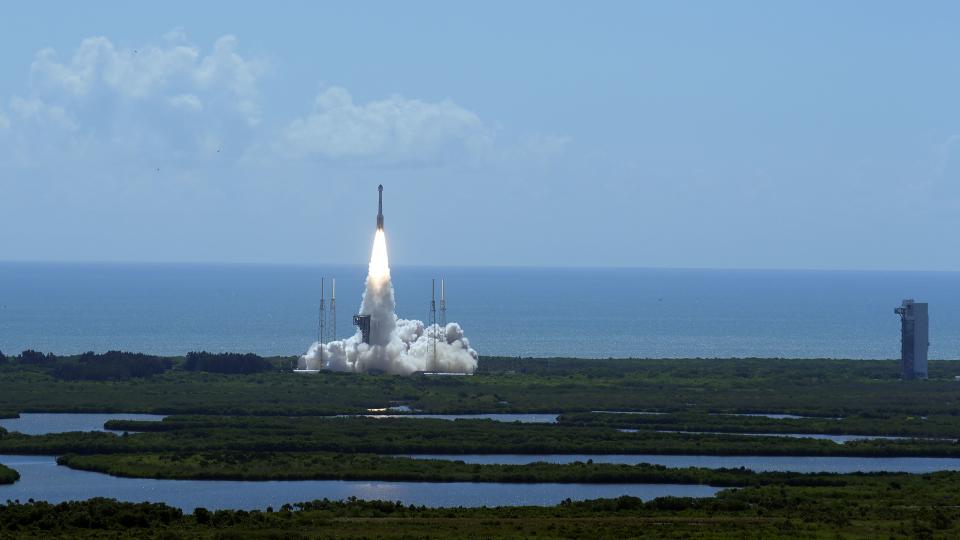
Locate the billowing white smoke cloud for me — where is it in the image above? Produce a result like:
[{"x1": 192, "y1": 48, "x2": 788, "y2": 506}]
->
[{"x1": 299, "y1": 229, "x2": 477, "y2": 375}]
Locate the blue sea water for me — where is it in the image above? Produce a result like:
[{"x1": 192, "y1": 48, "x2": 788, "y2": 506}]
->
[{"x1": 1, "y1": 262, "x2": 958, "y2": 359}]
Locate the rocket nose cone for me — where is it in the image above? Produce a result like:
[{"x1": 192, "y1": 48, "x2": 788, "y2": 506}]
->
[{"x1": 378, "y1": 184, "x2": 383, "y2": 191}]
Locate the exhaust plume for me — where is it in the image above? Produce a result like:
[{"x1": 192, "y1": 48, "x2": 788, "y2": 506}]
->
[{"x1": 299, "y1": 228, "x2": 478, "y2": 375}]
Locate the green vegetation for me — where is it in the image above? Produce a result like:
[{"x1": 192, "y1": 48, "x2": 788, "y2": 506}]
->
[
  {"x1": 559, "y1": 411, "x2": 960, "y2": 439},
  {"x1": 0, "y1": 463, "x2": 18, "y2": 484},
  {"x1": 2, "y1": 356, "x2": 960, "y2": 536},
  {"x1": 2, "y1": 415, "x2": 958, "y2": 458},
  {"x1": 1, "y1": 356, "x2": 960, "y2": 417},
  {"x1": 2, "y1": 472, "x2": 960, "y2": 538},
  {"x1": 183, "y1": 351, "x2": 273, "y2": 374},
  {"x1": 55, "y1": 451, "x2": 839, "y2": 485},
  {"x1": 51, "y1": 351, "x2": 173, "y2": 381},
  {"x1": 5, "y1": 350, "x2": 284, "y2": 382}
]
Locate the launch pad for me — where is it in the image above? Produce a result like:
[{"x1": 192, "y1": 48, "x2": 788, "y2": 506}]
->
[
  {"x1": 353, "y1": 314, "x2": 372, "y2": 344},
  {"x1": 298, "y1": 183, "x2": 479, "y2": 374}
]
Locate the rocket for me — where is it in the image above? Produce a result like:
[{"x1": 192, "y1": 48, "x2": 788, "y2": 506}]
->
[{"x1": 376, "y1": 184, "x2": 384, "y2": 230}]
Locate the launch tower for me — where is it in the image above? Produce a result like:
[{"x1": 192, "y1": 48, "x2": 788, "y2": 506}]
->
[{"x1": 895, "y1": 299, "x2": 928, "y2": 380}]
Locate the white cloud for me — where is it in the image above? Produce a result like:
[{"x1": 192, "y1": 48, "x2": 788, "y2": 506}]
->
[
  {"x1": 168, "y1": 93, "x2": 203, "y2": 112},
  {"x1": 4, "y1": 32, "x2": 567, "y2": 176},
  {"x1": 31, "y1": 37, "x2": 198, "y2": 99},
  {"x1": 26, "y1": 33, "x2": 262, "y2": 124},
  {"x1": 1, "y1": 32, "x2": 266, "y2": 168},
  {"x1": 9, "y1": 96, "x2": 77, "y2": 131},
  {"x1": 194, "y1": 36, "x2": 261, "y2": 125},
  {"x1": 282, "y1": 86, "x2": 493, "y2": 164}
]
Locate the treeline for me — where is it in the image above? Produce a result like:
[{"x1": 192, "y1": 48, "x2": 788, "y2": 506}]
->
[
  {"x1": 57, "y1": 451, "x2": 848, "y2": 486},
  {"x1": 4, "y1": 350, "x2": 172, "y2": 381},
  {"x1": 0, "y1": 463, "x2": 18, "y2": 484},
  {"x1": 558, "y1": 411, "x2": 960, "y2": 439},
  {"x1": 0, "y1": 498, "x2": 182, "y2": 533},
  {"x1": 478, "y1": 355, "x2": 960, "y2": 380},
  {"x1": 6, "y1": 415, "x2": 960, "y2": 458},
  {"x1": 183, "y1": 351, "x2": 272, "y2": 374},
  {"x1": 53, "y1": 352, "x2": 173, "y2": 381},
  {"x1": 1, "y1": 350, "x2": 276, "y2": 379}
]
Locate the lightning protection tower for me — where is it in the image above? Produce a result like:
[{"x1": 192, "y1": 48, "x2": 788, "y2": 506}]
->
[
  {"x1": 317, "y1": 277, "x2": 326, "y2": 366},
  {"x1": 895, "y1": 299, "x2": 928, "y2": 380},
  {"x1": 430, "y1": 278, "x2": 438, "y2": 372},
  {"x1": 353, "y1": 314, "x2": 371, "y2": 344},
  {"x1": 330, "y1": 278, "x2": 337, "y2": 342},
  {"x1": 439, "y1": 278, "x2": 447, "y2": 327}
]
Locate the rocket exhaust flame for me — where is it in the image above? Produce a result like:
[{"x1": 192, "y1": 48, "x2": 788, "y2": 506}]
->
[
  {"x1": 368, "y1": 229, "x2": 390, "y2": 284},
  {"x1": 299, "y1": 185, "x2": 477, "y2": 375}
]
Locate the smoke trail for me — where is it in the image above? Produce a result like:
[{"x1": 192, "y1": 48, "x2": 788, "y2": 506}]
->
[{"x1": 299, "y1": 229, "x2": 478, "y2": 375}]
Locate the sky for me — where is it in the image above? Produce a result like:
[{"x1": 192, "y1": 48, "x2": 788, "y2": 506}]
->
[{"x1": 1, "y1": 1, "x2": 959, "y2": 270}]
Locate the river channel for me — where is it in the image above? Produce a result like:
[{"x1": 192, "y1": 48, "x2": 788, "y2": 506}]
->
[
  {"x1": 3, "y1": 413, "x2": 958, "y2": 510},
  {"x1": 0, "y1": 455, "x2": 720, "y2": 511}
]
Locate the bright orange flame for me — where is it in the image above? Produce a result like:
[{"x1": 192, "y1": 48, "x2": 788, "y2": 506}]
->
[{"x1": 368, "y1": 229, "x2": 391, "y2": 284}]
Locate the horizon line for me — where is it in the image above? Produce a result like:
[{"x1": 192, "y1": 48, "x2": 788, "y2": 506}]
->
[{"x1": 1, "y1": 258, "x2": 959, "y2": 274}]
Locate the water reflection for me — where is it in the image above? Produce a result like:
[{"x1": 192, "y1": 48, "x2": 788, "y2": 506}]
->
[
  {"x1": 0, "y1": 413, "x2": 167, "y2": 435},
  {"x1": 0, "y1": 455, "x2": 719, "y2": 511}
]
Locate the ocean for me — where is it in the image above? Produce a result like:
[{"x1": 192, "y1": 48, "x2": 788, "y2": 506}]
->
[{"x1": 0, "y1": 262, "x2": 958, "y2": 359}]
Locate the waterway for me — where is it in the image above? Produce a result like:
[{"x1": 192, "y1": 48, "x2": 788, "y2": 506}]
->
[
  {"x1": 359, "y1": 413, "x2": 559, "y2": 423},
  {"x1": 0, "y1": 413, "x2": 558, "y2": 435},
  {"x1": 0, "y1": 455, "x2": 719, "y2": 511},
  {"x1": 4, "y1": 413, "x2": 960, "y2": 510},
  {"x1": 617, "y1": 429, "x2": 955, "y2": 444},
  {"x1": 0, "y1": 413, "x2": 167, "y2": 435},
  {"x1": 714, "y1": 413, "x2": 818, "y2": 420}
]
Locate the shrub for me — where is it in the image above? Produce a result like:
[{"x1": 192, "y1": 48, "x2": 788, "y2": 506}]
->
[{"x1": 184, "y1": 352, "x2": 272, "y2": 374}]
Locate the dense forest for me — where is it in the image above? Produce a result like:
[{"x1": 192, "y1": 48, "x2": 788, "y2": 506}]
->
[
  {"x1": 182, "y1": 351, "x2": 273, "y2": 374},
  {"x1": 48, "y1": 451, "x2": 876, "y2": 485},
  {"x1": 2, "y1": 350, "x2": 280, "y2": 381},
  {"x1": 51, "y1": 351, "x2": 173, "y2": 381},
  {"x1": 1, "y1": 355, "x2": 959, "y2": 416}
]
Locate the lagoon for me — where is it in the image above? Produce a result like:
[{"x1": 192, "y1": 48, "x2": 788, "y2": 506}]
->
[
  {"x1": 0, "y1": 455, "x2": 720, "y2": 511},
  {"x1": 0, "y1": 413, "x2": 167, "y2": 435}
]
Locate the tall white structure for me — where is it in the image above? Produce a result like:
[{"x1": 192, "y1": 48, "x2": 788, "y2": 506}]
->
[
  {"x1": 331, "y1": 278, "x2": 336, "y2": 342},
  {"x1": 439, "y1": 278, "x2": 447, "y2": 327},
  {"x1": 430, "y1": 278, "x2": 437, "y2": 372},
  {"x1": 895, "y1": 299, "x2": 928, "y2": 380}
]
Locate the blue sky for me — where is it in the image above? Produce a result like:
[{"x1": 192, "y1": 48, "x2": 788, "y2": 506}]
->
[{"x1": 1, "y1": 2, "x2": 959, "y2": 269}]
